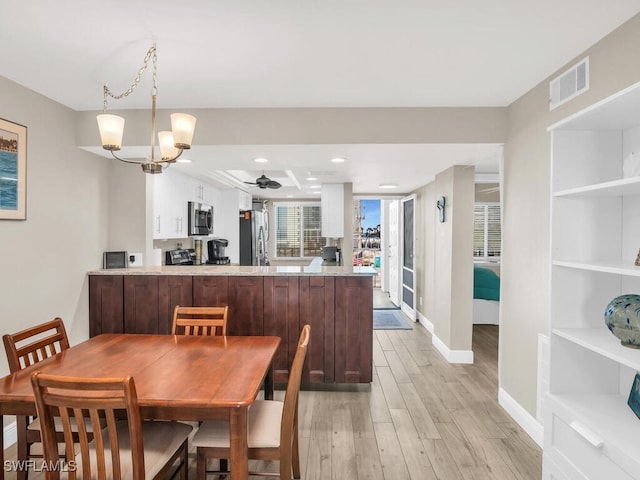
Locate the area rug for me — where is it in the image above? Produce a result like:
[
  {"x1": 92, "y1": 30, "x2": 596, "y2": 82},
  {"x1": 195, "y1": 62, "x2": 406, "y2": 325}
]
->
[{"x1": 373, "y1": 309, "x2": 412, "y2": 330}]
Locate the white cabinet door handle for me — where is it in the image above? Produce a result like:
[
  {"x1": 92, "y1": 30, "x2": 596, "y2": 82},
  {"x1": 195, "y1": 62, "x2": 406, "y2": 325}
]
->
[{"x1": 570, "y1": 421, "x2": 604, "y2": 449}]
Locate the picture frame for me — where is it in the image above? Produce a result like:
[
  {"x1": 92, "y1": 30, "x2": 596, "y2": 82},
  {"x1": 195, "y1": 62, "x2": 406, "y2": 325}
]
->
[{"x1": 0, "y1": 118, "x2": 27, "y2": 220}]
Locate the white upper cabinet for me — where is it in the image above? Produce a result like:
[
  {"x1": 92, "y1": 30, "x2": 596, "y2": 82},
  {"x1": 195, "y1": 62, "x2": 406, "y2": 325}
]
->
[
  {"x1": 188, "y1": 177, "x2": 215, "y2": 206},
  {"x1": 153, "y1": 170, "x2": 219, "y2": 240},
  {"x1": 238, "y1": 190, "x2": 252, "y2": 211},
  {"x1": 321, "y1": 183, "x2": 344, "y2": 238},
  {"x1": 153, "y1": 171, "x2": 187, "y2": 239},
  {"x1": 545, "y1": 82, "x2": 640, "y2": 480}
]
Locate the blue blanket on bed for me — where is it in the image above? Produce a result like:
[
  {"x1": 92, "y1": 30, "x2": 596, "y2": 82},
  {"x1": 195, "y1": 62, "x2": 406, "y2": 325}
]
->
[{"x1": 474, "y1": 264, "x2": 500, "y2": 301}]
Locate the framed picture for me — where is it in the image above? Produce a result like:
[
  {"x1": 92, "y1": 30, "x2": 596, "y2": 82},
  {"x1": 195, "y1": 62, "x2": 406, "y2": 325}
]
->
[{"x1": 0, "y1": 118, "x2": 27, "y2": 220}]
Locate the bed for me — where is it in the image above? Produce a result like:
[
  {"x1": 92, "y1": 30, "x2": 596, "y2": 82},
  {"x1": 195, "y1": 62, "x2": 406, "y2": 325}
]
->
[{"x1": 473, "y1": 264, "x2": 500, "y2": 325}]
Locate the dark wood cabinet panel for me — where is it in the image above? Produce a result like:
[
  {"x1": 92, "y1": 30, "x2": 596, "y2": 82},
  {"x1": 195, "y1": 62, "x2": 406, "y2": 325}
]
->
[
  {"x1": 264, "y1": 277, "x2": 300, "y2": 383},
  {"x1": 89, "y1": 276, "x2": 124, "y2": 336},
  {"x1": 192, "y1": 276, "x2": 230, "y2": 308},
  {"x1": 228, "y1": 276, "x2": 264, "y2": 336},
  {"x1": 158, "y1": 276, "x2": 193, "y2": 334},
  {"x1": 299, "y1": 276, "x2": 335, "y2": 384},
  {"x1": 124, "y1": 276, "x2": 160, "y2": 334},
  {"x1": 334, "y1": 276, "x2": 373, "y2": 383},
  {"x1": 89, "y1": 273, "x2": 373, "y2": 385}
]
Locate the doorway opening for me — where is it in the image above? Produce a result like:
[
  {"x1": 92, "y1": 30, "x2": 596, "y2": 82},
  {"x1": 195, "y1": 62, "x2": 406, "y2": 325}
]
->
[
  {"x1": 352, "y1": 197, "x2": 405, "y2": 311},
  {"x1": 353, "y1": 198, "x2": 381, "y2": 283},
  {"x1": 353, "y1": 198, "x2": 391, "y2": 309}
]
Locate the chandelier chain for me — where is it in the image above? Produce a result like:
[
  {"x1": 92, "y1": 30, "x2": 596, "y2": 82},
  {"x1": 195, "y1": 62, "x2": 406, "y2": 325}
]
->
[{"x1": 103, "y1": 44, "x2": 158, "y2": 111}]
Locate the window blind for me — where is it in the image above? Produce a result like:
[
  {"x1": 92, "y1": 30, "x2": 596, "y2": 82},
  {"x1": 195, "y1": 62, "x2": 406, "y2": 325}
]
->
[
  {"x1": 275, "y1": 203, "x2": 325, "y2": 258},
  {"x1": 276, "y1": 205, "x2": 301, "y2": 257},
  {"x1": 474, "y1": 203, "x2": 501, "y2": 258}
]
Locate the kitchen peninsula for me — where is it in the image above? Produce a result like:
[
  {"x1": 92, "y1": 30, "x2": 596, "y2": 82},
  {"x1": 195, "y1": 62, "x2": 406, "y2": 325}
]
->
[{"x1": 88, "y1": 260, "x2": 376, "y2": 385}]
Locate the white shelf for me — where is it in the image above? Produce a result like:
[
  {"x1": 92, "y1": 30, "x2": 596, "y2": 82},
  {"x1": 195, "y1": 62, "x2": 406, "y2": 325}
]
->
[
  {"x1": 554, "y1": 176, "x2": 640, "y2": 198},
  {"x1": 553, "y1": 260, "x2": 640, "y2": 277},
  {"x1": 547, "y1": 82, "x2": 640, "y2": 480},
  {"x1": 548, "y1": 393, "x2": 640, "y2": 477},
  {"x1": 553, "y1": 328, "x2": 640, "y2": 372}
]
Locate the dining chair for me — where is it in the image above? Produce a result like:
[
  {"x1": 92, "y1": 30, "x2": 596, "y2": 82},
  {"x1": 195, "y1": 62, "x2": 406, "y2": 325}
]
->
[
  {"x1": 192, "y1": 323, "x2": 311, "y2": 480},
  {"x1": 30, "y1": 372, "x2": 193, "y2": 480},
  {"x1": 171, "y1": 305, "x2": 229, "y2": 336},
  {"x1": 2, "y1": 318, "x2": 73, "y2": 480}
]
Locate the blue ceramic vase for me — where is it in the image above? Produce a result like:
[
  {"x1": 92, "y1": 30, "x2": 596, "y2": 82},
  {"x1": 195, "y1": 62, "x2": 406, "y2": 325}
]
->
[{"x1": 604, "y1": 294, "x2": 640, "y2": 349}]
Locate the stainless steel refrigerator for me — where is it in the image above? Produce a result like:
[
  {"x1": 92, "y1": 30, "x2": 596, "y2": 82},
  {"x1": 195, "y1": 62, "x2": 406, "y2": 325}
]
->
[{"x1": 239, "y1": 209, "x2": 269, "y2": 265}]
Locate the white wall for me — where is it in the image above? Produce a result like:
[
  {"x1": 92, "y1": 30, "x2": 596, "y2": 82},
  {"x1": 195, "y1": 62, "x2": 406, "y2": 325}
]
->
[
  {"x1": 416, "y1": 165, "x2": 474, "y2": 361},
  {"x1": 0, "y1": 76, "x2": 111, "y2": 370},
  {"x1": 108, "y1": 161, "x2": 147, "y2": 254}
]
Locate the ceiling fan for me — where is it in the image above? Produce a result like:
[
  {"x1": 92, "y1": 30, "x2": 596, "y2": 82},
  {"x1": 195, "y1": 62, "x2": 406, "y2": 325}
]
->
[{"x1": 244, "y1": 173, "x2": 282, "y2": 189}]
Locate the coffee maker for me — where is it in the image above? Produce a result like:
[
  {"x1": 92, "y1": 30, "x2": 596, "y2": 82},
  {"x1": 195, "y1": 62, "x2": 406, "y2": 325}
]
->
[{"x1": 207, "y1": 238, "x2": 230, "y2": 265}]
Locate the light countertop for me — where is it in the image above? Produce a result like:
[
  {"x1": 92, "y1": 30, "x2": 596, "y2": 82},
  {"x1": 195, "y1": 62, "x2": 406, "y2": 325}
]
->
[{"x1": 89, "y1": 257, "x2": 376, "y2": 277}]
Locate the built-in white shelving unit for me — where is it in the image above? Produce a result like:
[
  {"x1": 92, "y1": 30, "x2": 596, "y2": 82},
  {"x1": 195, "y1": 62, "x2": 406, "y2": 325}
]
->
[{"x1": 545, "y1": 82, "x2": 640, "y2": 479}]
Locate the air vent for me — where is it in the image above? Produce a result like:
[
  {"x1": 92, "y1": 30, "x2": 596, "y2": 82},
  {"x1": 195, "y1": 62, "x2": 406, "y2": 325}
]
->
[{"x1": 549, "y1": 57, "x2": 589, "y2": 110}]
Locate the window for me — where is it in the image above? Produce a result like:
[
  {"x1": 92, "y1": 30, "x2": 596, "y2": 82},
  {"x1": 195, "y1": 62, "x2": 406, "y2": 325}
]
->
[
  {"x1": 275, "y1": 203, "x2": 324, "y2": 258},
  {"x1": 474, "y1": 203, "x2": 501, "y2": 258}
]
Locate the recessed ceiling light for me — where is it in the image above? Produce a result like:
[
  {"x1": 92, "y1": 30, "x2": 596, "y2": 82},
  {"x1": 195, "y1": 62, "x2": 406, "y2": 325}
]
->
[
  {"x1": 306, "y1": 176, "x2": 318, "y2": 181},
  {"x1": 378, "y1": 183, "x2": 398, "y2": 189},
  {"x1": 254, "y1": 157, "x2": 269, "y2": 163},
  {"x1": 330, "y1": 157, "x2": 345, "y2": 163},
  {"x1": 309, "y1": 184, "x2": 321, "y2": 189},
  {"x1": 176, "y1": 158, "x2": 192, "y2": 163},
  {"x1": 312, "y1": 190, "x2": 321, "y2": 194}
]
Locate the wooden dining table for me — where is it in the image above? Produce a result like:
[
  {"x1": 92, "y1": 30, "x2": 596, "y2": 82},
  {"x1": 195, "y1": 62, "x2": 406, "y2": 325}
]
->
[{"x1": 0, "y1": 333, "x2": 281, "y2": 480}]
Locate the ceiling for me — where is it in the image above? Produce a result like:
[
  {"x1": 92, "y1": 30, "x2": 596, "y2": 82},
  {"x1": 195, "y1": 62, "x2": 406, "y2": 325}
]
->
[{"x1": 3, "y1": 0, "x2": 640, "y2": 197}]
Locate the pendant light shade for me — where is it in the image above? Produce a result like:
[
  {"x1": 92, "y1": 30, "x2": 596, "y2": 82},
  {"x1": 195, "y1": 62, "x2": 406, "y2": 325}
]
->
[
  {"x1": 170, "y1": 113, "x2": 197, "y2": 149},
  {"x1": 96, "y1": 114, "x2": 125, "y2": 151},
  {"x1": 158, "y1": 131, "x2": 180, "y2": 160}
]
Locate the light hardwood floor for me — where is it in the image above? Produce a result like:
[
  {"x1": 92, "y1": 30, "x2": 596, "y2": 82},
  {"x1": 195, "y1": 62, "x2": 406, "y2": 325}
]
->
[
  {"x1": 292, "y1": 324, "x2": 542, "y2": 480},
  {"x1": 3, "y1": 323, "x2": 542, "y2": 479}
]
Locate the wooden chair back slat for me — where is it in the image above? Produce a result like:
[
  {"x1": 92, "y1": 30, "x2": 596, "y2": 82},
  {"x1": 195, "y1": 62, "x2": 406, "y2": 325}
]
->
[
  {"x1": 171, "y1": 305, "x2": 228, "y2": 336},
  {"x1": 31, "y1": 373, "x2": 146, "y2": 480},
  {"x1": 3, "y1": 318, "x2": 70, "y2": 372}
]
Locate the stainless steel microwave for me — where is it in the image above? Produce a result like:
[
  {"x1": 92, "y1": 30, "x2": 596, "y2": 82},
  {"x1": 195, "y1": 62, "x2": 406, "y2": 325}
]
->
[{"x1": 188, "y1": 201, "x2": 213, "y2": 236}]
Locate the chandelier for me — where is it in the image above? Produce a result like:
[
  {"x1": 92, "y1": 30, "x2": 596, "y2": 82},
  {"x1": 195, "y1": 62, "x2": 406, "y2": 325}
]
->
[{"x1": 96, "y1": 44, "x2": 196, "y2": 174}]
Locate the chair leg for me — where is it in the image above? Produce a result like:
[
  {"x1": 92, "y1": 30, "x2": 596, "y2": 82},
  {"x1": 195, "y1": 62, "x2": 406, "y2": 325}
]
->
[
  {"x1": 280, "y1": 447, "x2": 293, "y2": 480},
  {"x1": 16, "y1": 415, "x2": 30, "y2": 480},
  {"x1": 196, "y1": 447, "x2": 207, "y2": 480},
  {"x1": 292, "y1": 409, "x2": 301, "y2": 479},
  {"x1": 180, "y1": 440, "x2": 188, "y2": 480},
  {"x1": 292, "y1": 428, "x2": 301, "y2": 479}
]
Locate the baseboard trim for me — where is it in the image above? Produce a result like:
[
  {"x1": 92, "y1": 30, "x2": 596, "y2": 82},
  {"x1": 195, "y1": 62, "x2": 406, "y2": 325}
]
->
[
  {"x1": 4, "y1": 420, "x2": 16, "y2": 449},
  {"x1": 432, "y1": 333, "x2": 474, "y2": 364},
  {"x1": 498, "y1": 387, "x2": 544, "y2": 448},
  {"x1": 416, "y1": 311, "x2": 434, "y2": 333}
]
